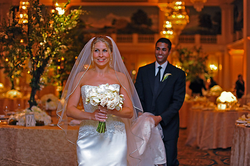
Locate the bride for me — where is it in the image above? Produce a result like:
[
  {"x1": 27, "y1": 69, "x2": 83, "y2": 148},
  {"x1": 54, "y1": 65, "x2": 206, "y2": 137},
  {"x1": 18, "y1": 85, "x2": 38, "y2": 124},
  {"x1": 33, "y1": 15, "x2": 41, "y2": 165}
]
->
[{"x1": 57, "y1": 36, "x2": 166, "y2": 166}]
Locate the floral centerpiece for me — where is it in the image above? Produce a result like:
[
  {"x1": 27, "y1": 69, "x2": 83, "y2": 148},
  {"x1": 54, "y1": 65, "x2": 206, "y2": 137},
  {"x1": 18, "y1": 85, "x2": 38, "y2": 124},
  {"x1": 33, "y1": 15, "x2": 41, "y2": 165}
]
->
[
  {"x1": 85, "y1": 84, "x2": 124, "y2": 133},
  {"x1": 209, "y1": 85, "x2": 223, "y2": 96},
  {"x1": 8, "y1": 106, "x2": 51, "y2": 126},
  {"x1": 40, "y1": 93, "x2": 59, "y2": 110},
  {"x1": 216, "y1": 91, "x2": 238, "y2": 110}
]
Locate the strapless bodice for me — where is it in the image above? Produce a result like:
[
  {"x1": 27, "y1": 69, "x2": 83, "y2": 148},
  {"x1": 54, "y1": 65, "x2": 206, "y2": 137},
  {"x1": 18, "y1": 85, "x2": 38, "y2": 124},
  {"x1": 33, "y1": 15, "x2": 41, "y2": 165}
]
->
[{"x1": 77, "y1": 84, "x2": 127, "y2": 166}]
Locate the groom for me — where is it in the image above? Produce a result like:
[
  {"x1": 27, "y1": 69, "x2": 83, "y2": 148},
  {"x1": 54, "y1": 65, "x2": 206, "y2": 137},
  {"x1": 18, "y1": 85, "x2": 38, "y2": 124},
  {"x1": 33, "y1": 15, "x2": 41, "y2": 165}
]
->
[{"x1": 135, "y1": 38, "x2": 186, "y2": 166}]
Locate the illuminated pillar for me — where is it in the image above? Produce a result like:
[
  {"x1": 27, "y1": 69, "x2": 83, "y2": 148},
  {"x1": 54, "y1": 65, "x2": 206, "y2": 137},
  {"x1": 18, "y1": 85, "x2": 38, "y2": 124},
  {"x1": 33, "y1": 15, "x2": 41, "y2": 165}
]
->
[{"x1": 243, "y1": 0, "x2": 250, "y2": 95}]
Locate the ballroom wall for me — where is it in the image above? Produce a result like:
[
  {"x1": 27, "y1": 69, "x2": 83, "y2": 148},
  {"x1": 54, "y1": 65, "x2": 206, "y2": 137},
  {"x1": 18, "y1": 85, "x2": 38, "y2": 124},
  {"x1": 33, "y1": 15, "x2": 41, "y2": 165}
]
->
[{"x1": 0, "y1": 0, "x2": 248, "y2": 97}]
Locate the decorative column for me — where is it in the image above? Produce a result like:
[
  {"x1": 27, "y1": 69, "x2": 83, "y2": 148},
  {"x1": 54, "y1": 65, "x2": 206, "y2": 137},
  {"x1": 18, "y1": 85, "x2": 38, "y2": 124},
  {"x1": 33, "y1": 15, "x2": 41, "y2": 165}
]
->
[
  {"x1": 243, "y1": 0, "x2": 250, "y2": 95},
  {"x1": 220, "y1": 3, "x2": 234, "y2": 90},
  {"x1": 222, "y1": 49, "x2": 231, "y2": 91},
  {"x1": 220, "y1": 3, "x2": 234, "y2": 44}
]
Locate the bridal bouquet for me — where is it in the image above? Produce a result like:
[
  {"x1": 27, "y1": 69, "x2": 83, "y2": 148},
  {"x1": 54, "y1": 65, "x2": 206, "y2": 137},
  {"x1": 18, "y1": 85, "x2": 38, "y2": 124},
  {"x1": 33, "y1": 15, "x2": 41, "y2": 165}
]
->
[{"x1": 85, "y1": 84, "x2": 124, "y2": 133}]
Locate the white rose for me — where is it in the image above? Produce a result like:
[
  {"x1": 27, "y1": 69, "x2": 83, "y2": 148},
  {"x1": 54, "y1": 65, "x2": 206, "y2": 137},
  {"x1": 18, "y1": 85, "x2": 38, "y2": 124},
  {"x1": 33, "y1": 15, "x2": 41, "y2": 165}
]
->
[
  {"x1": 90, "y1": 97, "x2": 100, "y2": 106},
  {"x1": 97, "y1": 84, "x2": 106, "y2": 94},
  {"x1": 100, "y1": 97, "x2": 109, "y2": 107},
  {"x1": 89, "y1": 90, "x2": 98, "y2": 98},
  {"x1": 106, "y1": 85, "x2": 116, "y2": 92},
  {"x1": 107, "y1": 100, "x2": 116, "y2": 110}
]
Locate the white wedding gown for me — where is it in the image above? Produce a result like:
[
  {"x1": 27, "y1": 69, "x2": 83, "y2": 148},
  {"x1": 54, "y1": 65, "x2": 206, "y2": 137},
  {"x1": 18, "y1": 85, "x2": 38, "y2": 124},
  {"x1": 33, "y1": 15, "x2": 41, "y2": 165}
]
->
[{"x1": 77, "y1": 84, "x2": 166, "y2": 166}]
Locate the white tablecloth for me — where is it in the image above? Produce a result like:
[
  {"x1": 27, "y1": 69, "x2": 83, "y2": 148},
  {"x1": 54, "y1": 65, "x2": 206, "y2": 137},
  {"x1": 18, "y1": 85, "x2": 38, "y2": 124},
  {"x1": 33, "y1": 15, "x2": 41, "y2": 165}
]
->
[
  {"x1": 179, "y1": 101, "x2": 193, "y2": 128},
  {"x1": 230, "y1": 124, "x2": 250, "y2": 166},
  {"x1": 185, "y1": 108, "x2": 249, "y2": 150}
]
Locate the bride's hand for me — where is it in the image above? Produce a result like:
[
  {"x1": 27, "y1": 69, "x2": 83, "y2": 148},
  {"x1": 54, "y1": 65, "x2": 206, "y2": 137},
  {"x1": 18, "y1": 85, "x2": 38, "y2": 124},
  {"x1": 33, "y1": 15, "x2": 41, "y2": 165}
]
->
[{"x1": 92, "y1": 106, "x2": 107, "y2": 122}]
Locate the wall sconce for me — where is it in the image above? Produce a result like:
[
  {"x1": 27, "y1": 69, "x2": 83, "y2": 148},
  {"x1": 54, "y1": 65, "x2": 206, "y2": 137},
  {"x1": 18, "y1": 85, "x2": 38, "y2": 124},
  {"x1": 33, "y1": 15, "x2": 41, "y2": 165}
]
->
[{"x1": 209, "y1": 64, "x2": 217, "y2": 71}]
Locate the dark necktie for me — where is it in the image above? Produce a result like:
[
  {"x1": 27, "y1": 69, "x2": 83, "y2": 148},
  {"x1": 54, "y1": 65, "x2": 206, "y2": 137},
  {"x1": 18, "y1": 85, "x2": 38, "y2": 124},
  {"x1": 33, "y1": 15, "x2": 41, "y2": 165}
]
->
[
  {"x1": 152, "y1": 66, "x2": 162, "y2": 112},
  {"x1": 154, "y1": 66, "x2": 162, "y2": 92}
]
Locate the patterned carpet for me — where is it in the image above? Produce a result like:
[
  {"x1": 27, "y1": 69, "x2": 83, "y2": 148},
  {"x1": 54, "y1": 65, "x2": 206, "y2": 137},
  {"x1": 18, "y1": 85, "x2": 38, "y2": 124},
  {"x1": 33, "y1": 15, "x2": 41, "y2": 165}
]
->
[{"x1": 177, "y1": 128, "x2": 231, "y2": 166}]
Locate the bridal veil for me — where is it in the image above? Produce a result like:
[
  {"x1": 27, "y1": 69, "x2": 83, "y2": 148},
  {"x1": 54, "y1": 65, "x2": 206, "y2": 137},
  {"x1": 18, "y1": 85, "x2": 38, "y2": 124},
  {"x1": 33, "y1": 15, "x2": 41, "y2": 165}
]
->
[{"x1": 57, "y1": 36, "x2": 166, "y2": 165}]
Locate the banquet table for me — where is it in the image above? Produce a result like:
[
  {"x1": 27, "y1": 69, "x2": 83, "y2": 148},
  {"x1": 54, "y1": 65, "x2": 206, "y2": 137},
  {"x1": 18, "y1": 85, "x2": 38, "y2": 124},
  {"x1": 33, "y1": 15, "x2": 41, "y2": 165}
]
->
[
  {"x1": 179, "y1": 100, "x2": 193, "y2": 128},
  {"x1": 0, "y1": 124, "x2": 79, "y2": 166},
  {"x1": 230, "y1": 124, "x2": 250, "y2": 166},
  {"x1": 0, "y1": 97, "x2": 29, "y2": 114},
  {"x1": 185, "y1": 107, "x2": 249, "y2": 150}
]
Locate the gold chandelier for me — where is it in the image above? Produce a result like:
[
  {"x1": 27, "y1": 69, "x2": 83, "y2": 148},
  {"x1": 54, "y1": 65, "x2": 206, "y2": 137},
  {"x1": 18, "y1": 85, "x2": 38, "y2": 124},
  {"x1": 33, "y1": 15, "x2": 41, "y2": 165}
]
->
[
  {"x1": 168, "y1": 0, "x2": 189, "y2": 35},
  {"x1": 159, "y1": 0, "x2": 189, "y2": 41},
  {"x1": 160, "y1": 19, "x2": 175, "y2": 41},
  {"x1": 18, "y1": 0, "x2": 29, "y2": 24}
]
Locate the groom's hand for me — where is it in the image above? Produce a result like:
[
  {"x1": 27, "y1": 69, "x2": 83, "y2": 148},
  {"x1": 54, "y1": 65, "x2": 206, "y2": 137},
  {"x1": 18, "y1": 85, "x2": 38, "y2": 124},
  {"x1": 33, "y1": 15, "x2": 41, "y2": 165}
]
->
[{"x1": 150, "y1": 115, "x2": 162, "y2": 126}]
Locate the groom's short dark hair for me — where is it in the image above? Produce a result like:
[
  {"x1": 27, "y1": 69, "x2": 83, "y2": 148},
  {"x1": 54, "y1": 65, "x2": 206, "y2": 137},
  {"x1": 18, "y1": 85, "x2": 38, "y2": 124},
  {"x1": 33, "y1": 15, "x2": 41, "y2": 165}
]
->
[{"x1": 155, "y1": 38, "x2": 172, "y2": 51}]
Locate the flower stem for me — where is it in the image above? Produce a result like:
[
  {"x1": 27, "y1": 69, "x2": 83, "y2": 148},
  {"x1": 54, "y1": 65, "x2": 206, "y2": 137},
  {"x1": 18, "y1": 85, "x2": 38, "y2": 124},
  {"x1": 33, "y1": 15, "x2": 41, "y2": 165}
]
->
[{"x1": 96, "y1": 121, "x2": 106, "y2": 133}]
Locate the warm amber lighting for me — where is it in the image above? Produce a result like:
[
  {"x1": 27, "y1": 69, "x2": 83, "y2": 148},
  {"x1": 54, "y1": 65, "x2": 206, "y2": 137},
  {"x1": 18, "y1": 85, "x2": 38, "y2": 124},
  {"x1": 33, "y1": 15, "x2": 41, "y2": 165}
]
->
[
  {"x1": 229, "y1": 49, "x2": 244, "y2": 55},
  {"x1": 159, "y1": 3, "x2": 173, "y2": 17},
  {"x1": 18, "y1": 0, "x2": 29, "y2": 24},
  {"x1": 57, "y1": 66, "x2": 61, "y2": 70},
  {"x1": 61, "y1": 57, "x2": 65, "y2": 61},
  {"x1": 132, "y1": 70, "x2": 136, "y2": 75},
  {"x1": 190, "y1": 0, "x2": 207, "y2": 12},
  {"x1": 5, "y1": 58, "x2": 9, "y2": 62},
  {"x1": 217, "y1": 91, "x2": 237, "y2": 103},
  {"x1": 209, "y1": 64, "x2": 217, "y2": 71},
  {"x1": 159, "y1": 0, "x2": 189, "y2": 38},
  {"x1": 55, "y1": 2, "x2": 65, "y2": 15},
  {"x1": 168, "y1": 0, "x2": 189, "y2": 35},
  {"x1": 6, "y1": 90, "x2": 23, "y2": 98},
  {"x1": 20, "y1": 39, "x2": 24, "y2": 43},
  {"x1": 217, "y1": 103, "x2": 226, "y2": 110},
  {"x1": 0, "y1": 83, "x2": 4, "y2": 89},
  {"x1": 175, "y1": 65, "x2": 182, "y2": 69},
  {"x1": 160, "y1": 20, "x2": 175, "y2": 41}
]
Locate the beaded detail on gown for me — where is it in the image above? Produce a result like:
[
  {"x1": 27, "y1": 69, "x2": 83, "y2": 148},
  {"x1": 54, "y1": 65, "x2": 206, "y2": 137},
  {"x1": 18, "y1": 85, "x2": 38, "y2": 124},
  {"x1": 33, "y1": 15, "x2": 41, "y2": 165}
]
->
[{"x1": 77, "y1": 84, "x2": 127, "y2": 166}]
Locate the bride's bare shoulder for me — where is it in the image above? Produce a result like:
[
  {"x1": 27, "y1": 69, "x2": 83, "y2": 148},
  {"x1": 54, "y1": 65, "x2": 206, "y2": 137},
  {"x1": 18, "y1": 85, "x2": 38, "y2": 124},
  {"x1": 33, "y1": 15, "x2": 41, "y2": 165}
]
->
[
  {"x1": 74, "y1": 70, "x2": 93, "y2": 84},
  {"x1": 113, "y1": 70, "x2": 128, "y2": 83}
]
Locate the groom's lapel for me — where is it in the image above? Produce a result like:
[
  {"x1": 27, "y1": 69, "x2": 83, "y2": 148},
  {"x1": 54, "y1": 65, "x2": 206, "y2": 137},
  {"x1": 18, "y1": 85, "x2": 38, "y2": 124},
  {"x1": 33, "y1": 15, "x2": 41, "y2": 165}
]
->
[{"x1": 156, "y1": 64, "x2": 172, "y2": 96}]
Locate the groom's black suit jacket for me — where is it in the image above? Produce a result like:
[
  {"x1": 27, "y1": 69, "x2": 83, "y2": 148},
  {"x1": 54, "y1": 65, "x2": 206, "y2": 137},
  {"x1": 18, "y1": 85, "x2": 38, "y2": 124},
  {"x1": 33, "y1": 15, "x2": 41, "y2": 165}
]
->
[{"x1": 135, "y1": 62, "x2": 186, "y2": 141}]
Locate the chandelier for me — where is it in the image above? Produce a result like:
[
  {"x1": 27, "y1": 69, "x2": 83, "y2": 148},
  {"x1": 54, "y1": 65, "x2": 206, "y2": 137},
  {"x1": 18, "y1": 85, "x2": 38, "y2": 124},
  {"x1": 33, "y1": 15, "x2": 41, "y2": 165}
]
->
[
  {"x1": 168, "y1": 0, "x2": 189, "y2": 35},
  {"x1": 18, "y1": 0, "x2": 29, "y2": 24},
  {"x1": 160, "y1": 19, "x2": 175, "y2": 41},
  {"x1": 159, "y1": 0, "x2": 189, "y2": 41},
  {"x1": 190, "y1": 0, "x2": 207, "y2": 12}
]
